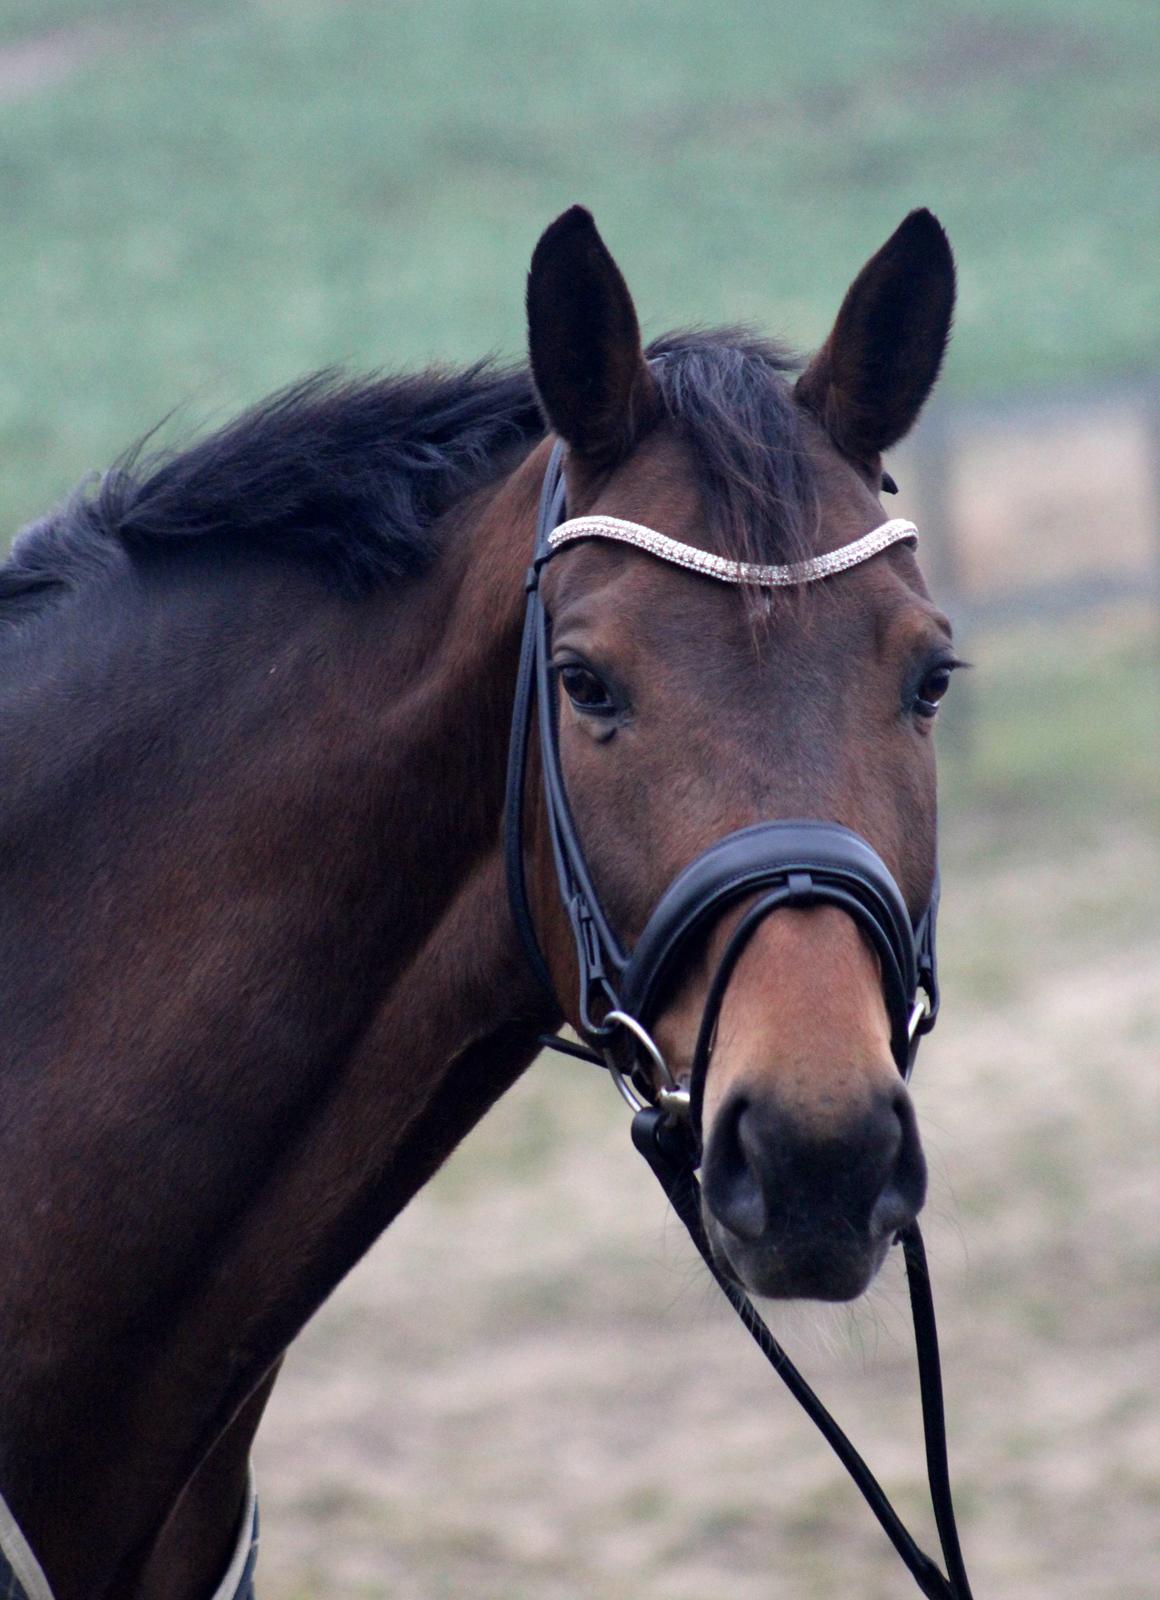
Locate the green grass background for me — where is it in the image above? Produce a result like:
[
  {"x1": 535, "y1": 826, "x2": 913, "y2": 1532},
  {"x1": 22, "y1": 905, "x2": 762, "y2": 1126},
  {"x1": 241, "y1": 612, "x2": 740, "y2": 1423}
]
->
[{"x1": 1, "y1": 0, "x2": 1157, "y2": 538}]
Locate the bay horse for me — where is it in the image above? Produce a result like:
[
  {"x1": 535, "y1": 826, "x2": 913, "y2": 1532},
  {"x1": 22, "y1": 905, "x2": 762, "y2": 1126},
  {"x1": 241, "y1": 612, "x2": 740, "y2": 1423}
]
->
[{"x1": 0, "y1": 205, "x2": 957, "y2": 1600}]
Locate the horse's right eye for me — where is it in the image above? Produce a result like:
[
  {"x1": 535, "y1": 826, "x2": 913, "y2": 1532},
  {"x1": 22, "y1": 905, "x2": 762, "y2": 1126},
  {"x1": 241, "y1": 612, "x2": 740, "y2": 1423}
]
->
[
  {"x1": 914, "y1": 666, "x2": 952, "y2": 717},
  {"x1": 559, "y1": 664, "x2": 616, "y2": 716}
]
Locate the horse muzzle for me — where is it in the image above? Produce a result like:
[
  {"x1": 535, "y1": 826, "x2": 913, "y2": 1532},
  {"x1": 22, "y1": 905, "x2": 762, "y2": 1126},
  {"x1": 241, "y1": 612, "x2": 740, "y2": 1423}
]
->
[
  {"x1": 611, "y1": 820, "x2": 936, "y2": 1300},
  {"x1": 699, "y1": 1076, "x2": 927, "y2": 1300}
]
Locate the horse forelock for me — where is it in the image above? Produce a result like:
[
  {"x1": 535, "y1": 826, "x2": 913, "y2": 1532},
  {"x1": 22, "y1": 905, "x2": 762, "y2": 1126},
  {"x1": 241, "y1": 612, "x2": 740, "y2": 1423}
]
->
[{"x1": 645, "y1": 331, "x2": 819, "y2": 576}]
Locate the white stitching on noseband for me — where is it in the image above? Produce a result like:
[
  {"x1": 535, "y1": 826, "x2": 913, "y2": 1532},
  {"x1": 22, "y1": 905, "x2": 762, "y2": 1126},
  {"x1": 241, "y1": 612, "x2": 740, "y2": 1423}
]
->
[{"x1": 546, "y1": 516, "x2": 918, "y2": 587}]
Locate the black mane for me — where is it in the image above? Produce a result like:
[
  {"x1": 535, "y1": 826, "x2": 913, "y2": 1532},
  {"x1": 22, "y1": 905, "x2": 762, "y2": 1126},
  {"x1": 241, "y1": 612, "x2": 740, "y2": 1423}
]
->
[{"x1": 2, "y1": 333, "x2": 816, "y2": 610}]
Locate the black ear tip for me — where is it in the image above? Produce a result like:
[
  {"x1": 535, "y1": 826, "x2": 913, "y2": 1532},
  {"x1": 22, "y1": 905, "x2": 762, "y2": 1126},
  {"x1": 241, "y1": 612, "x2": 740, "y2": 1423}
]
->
[
  {"x1": 532, "y1": 204, "x2": 600, "y2": 262},
  {"x1": 896, "y1": 208, "x2": 955, "y2": 271},
  {"x1": 556, "y1": 203, "x2": 596, "y2": 230},
  {"x1": 899, "y1": 207, "x2": 944, "y2": 235}
]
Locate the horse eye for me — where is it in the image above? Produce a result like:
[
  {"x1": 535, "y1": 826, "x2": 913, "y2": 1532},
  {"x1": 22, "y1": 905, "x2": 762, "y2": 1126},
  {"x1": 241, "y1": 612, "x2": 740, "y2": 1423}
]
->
[
  {"x1": 559, "y1": 664, "x2": 616, "y2": 715},
  {"x1": 882, "y1": 471, "x2": 899, "y2": 495},
  {"x1": 914, "y1": 665, "x2": 953, "y2": 719}
]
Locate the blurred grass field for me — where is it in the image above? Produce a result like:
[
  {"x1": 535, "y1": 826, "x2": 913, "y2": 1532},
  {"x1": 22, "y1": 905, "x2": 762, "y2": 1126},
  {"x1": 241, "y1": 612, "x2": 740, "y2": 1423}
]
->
[
  {"x1": 941, "y1": 608, "x2": 1160, "y2": 841},
  {"x1": 2, "y1": 0, "x2": 1158, "y2": 539},
  {"x1": 1, "y1": 3, "x2": 1158, "y2": 1596}
]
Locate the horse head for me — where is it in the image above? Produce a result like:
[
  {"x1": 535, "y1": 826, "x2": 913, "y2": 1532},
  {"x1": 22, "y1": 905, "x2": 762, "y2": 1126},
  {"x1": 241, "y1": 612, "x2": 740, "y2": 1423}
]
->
[{"x1": 521, "y1": 206, "x2": 958, "y2": 1302}]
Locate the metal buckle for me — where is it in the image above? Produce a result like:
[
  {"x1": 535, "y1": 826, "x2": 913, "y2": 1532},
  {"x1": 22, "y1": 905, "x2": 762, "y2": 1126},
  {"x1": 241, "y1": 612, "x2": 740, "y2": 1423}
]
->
[
  {"x1": 908, "y1": 988, "x2": 932, "y2": 1043},
  {"x1": 602, "y1": 1010, "x2": 691, "y2": 1120},
  {"x1": 903, "y1": 988, "x2": 934, "y2": 1082}
]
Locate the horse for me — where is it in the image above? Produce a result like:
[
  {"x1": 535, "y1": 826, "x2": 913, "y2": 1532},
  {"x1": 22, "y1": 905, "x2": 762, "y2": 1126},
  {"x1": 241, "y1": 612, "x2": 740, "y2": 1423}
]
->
[{"x1": 0, "y1": 204, "x2": 957, "y2": 1600}]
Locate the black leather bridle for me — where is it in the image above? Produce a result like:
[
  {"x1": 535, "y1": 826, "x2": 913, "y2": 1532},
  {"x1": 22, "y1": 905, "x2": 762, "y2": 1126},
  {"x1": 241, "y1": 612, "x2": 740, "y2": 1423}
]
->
[{"x1": 504, "y1": 439, "x2": 974, "y2": 1600}]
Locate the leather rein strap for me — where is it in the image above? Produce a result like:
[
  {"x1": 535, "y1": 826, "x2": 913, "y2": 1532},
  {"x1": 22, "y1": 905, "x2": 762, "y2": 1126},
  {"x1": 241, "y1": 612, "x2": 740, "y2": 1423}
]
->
[
  {"x1": 505, "y1": 440, "x2": 974, "y2": 1600},
  {"x1": 632, "y1": 1108, "x2": 974, "y2": 1600}
]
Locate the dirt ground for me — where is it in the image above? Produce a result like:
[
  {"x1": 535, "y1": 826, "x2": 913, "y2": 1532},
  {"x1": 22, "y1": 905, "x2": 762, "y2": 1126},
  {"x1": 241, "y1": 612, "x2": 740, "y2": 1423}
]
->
[{"x1": 250, "y1": 811, "x2": 1159, "y2": 1600}]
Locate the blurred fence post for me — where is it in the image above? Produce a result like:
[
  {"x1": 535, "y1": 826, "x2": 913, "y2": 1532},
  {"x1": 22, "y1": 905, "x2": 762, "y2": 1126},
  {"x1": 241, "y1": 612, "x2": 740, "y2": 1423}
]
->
[
  {"x1": 911, "y1": 401, "x2": 959, "y2": 601},
  {"x1": 910, "y1": 401, "x2": 975, "y2": 751}
]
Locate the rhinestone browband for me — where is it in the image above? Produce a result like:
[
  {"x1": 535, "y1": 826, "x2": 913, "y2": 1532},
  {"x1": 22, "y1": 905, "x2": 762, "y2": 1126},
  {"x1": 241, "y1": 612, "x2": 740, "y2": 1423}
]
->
[{"x1": 546, "y1": 515, "x2": 919, "y2": 587}]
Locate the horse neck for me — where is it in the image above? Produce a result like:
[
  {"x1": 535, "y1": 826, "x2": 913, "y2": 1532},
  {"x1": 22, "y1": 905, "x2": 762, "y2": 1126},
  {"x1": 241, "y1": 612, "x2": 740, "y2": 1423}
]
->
[{"x1": 0, "y1": 441, "x2": 559, "y2": 1599}]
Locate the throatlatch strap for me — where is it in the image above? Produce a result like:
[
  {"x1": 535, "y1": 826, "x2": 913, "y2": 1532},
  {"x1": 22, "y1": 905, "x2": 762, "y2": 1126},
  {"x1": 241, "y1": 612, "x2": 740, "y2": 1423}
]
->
[{"x1": 630, "y1": 1109, "x2": 974, "y2": 1600}]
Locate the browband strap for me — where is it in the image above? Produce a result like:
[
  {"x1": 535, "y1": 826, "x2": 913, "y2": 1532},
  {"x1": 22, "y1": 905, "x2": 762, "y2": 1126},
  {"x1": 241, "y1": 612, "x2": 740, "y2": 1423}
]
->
[{"x1": 547, "y1": 515, "x2": 918, "y2": 587}]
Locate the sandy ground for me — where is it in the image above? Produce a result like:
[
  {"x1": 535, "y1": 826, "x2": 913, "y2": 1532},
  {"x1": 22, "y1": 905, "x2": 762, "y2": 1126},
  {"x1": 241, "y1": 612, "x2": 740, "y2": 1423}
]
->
[{"x1": 250, "y1": 815, "x2": 1159, "y2": 1600}]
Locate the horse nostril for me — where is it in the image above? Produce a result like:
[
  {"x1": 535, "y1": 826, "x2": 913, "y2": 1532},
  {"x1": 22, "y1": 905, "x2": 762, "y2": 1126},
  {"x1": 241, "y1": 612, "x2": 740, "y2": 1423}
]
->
[
  {"x1": 701, "y1": 1093, "x2": 769, "y2": 1242},
  {"x1": 702, "y1": 1083, "x2": 928, "y2": 1250},
  {"x1": 869, "y1": 1087, "x2": 927, "y2": 1240},
  {"x1": 869, "y1": 1188, "x2": 914, "y2": 1240}
]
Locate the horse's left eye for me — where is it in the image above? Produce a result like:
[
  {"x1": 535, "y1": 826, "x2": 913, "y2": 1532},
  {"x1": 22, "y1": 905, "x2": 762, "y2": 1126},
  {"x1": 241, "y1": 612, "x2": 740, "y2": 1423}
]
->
[
  {"x1": 559, "y1": 664, "x2": 616, "y2": 716},
  {"x1": 913, "y1": 664, "x2": 954, "y2": 719}
]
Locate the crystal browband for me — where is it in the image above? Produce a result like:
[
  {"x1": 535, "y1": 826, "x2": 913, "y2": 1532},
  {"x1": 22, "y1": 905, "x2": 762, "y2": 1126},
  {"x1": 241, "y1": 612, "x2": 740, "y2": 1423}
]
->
[{"x1": 546, "y1": 515, "x2": 919, "y2": 587}]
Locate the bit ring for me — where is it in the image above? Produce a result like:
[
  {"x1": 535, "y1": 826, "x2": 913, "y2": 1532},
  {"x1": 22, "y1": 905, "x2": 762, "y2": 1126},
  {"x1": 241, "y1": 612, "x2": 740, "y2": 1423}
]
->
[{"x1": 602, "y1": 1010, "x2": 690, "y2": 1118}]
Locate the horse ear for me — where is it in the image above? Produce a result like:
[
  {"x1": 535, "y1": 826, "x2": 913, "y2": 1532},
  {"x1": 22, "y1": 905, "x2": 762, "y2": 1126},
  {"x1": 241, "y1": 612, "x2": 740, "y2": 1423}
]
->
[
  {"x1": 526, "y1": 206, "x2": 659, "y2": 465},
  {"x1": 795, "y1": 209, "x2": 955, "y2": 464}
]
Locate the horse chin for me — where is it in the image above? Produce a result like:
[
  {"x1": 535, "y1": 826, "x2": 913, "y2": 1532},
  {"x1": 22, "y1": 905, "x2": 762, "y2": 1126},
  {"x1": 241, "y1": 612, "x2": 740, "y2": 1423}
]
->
[{"x1": 701, "y1": 1209, "x2": 894, "y2": 1303}]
